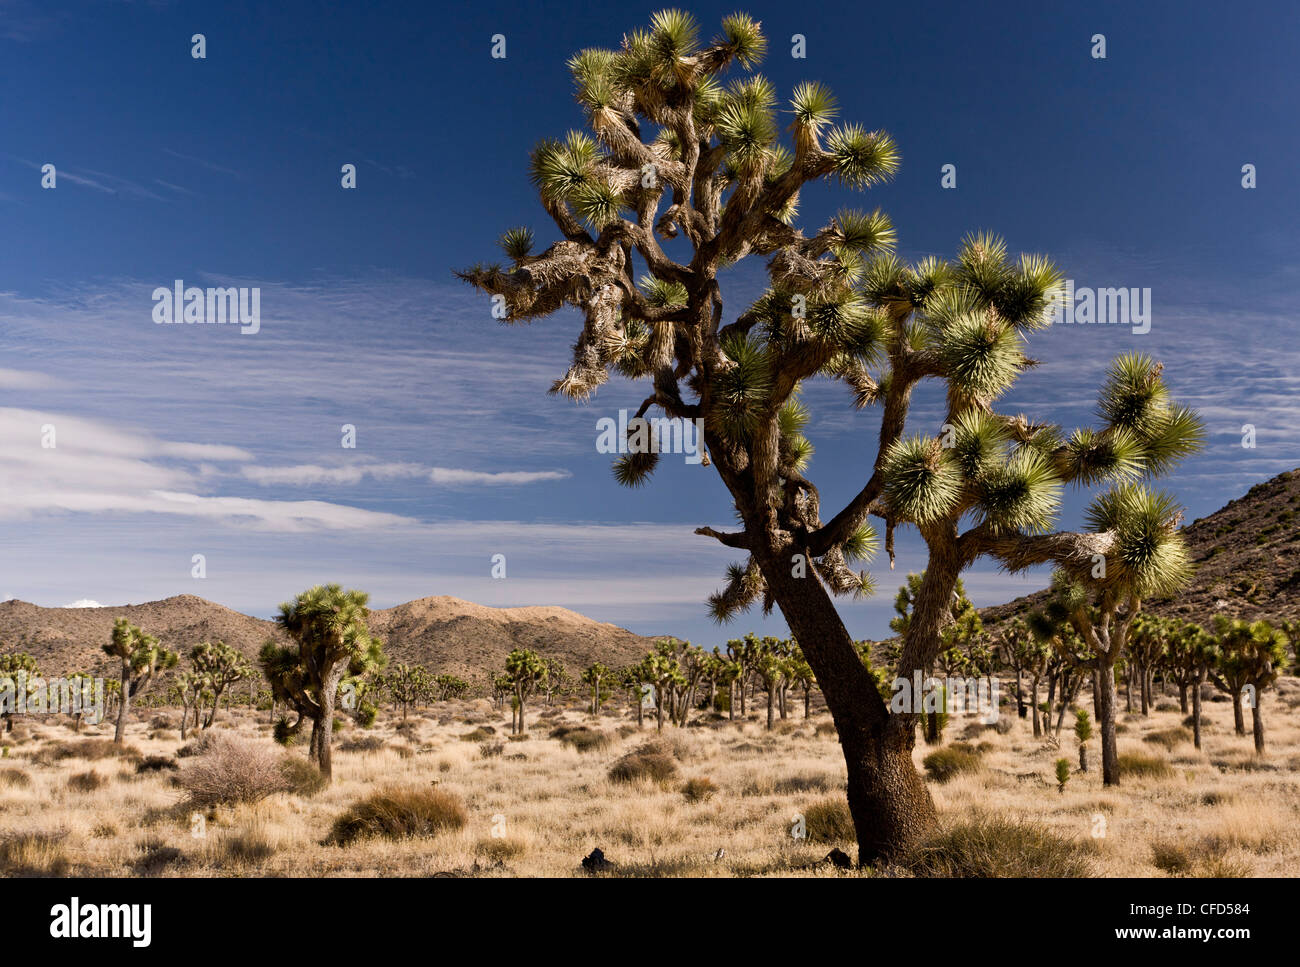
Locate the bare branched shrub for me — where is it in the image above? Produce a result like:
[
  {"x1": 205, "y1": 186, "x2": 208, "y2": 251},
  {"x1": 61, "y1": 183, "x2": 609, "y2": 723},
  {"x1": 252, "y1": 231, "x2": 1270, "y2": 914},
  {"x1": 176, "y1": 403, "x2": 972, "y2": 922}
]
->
[{"x1": 177, "y1": 733, "x2": 291, "y2": 808}]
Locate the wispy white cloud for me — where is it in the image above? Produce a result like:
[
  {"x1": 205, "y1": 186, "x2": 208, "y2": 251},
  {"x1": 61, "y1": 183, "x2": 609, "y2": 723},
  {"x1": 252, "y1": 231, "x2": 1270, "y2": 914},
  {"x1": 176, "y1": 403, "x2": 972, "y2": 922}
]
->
[{"x1": 240, "y1": 462, "x2": 569, "y2": 487}]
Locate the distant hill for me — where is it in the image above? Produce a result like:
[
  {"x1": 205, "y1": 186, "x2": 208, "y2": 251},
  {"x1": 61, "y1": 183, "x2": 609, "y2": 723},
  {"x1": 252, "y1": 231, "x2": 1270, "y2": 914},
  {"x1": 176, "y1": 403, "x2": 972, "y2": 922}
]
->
[
  {"x1": 981, "y1": 467, "x2": 1300, "y2": 629},
  {"x1": 0, "y1": 593, "x2": 661, "y2": 685}
]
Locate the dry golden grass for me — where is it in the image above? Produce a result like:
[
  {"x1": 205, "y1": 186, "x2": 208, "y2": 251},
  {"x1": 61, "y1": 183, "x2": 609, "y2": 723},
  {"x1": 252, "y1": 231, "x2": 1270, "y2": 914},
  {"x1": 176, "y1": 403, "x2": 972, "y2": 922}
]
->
[{"x1": 0, "y1": 681, "x2": 1297, "y2": 877}]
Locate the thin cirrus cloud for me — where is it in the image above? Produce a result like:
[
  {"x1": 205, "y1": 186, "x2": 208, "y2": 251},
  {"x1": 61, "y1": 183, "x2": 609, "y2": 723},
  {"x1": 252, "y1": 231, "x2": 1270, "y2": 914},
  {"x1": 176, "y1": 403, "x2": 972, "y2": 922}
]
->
[
  {"x1": 240, "y1": 462, "x2": 570, "y2": 487},
  {"x1": 0, "y1": 406, "x2": 415, "y2": 532}
]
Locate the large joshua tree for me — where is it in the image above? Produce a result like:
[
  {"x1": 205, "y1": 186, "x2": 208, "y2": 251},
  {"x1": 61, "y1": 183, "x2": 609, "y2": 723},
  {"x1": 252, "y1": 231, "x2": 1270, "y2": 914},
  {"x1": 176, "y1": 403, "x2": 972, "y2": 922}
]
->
[
  {"x1": 458, "y1": 10, "x2": 1203, "y2": 860},
  {"x1": 260, "y1": 584, "x2": 385, "y2": 779}
]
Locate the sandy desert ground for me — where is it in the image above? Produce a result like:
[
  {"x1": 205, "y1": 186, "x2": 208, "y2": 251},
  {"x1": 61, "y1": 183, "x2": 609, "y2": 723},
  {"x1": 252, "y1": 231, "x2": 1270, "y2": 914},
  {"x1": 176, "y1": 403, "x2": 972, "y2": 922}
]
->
[{"x1": 2, "y1": 679, "x2": 1298, "y2": 878}]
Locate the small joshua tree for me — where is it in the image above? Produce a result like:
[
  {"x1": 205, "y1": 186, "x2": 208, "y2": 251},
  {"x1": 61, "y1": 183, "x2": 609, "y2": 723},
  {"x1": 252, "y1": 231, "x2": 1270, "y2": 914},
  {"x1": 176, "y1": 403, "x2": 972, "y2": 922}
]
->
[
  {"x1": 1211, "y1": 617, "x2": 1289, "y2": 754},
  {"x1": 504, "y1": 648, "x2": 547, "y2": 735},
  {"x1": 103, "y1": 619, "x2": 177, "y2": 744},
  {"x1": 172, "y1": 670, "x2": 210, "y2": 740},
  {"x1": 1055, "y1": 757, "x2": 1071, "y2": 794},
  {"x1": 191, "y1": 640, "x2": 253, "y2": 728},
  {"x1": 384, "y1": 663, "x2": 433, "y2": 720},
  {"x1": 1074, "y1": 708, "x2": 1092, "y2": 772},
  {"x1": 582, "y1": 661, "x2": 610, "y2": 717},
  {"x1": 0, "y1": 651, "x2": 40, "y2": 734}
]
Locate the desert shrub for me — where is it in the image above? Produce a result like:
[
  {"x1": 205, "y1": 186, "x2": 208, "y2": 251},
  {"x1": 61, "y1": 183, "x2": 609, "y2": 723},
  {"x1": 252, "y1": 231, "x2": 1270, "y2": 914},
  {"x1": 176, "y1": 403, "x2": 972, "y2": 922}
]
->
[
  {"x1": 550, "y1": 725, "x2": 610, "y2": 753},
  {"x1": 507, "y1": 732, "x2": 530, "y2": 742},
  {"x1": 803, "y1": 797, "x2": 854, "y2": 843},
  {"x1": 681, "y1": 777, "x2": 718, "y2": 803},
  {"x1": 67, "y1": 770, "x2": 105, "y2": 793},
  {"x1": 479, "y1": 741, "x2": 504, "y2": 758},
  {"x1": 136, "y1": 755, "x2": 179, "y2": 774},
  {"x1": 281, "y1": 756, "x2": 327, "y2": 797},
  {"x1": 1152, "y1": 837, "x2": 1250, "y2": 878},
  {"x1": 33, "y1": 739, "x2": 139, "y2": 765},
  {"x1": 0, "y1": 831, "x2": 71, "y2": 877},
  {"x1": 900, "y1": 817, "x2": 1092, "y2": 877},
  {"x1": 923, "y1": 746, "x2": 984, "y2": 783},
  {"x1": 176, "y1": 731, "x2": 221, "y2": 758},
  {"x1": 742, "y1": 772, "x2": 834, "y2": 796},
  {"x1": 1155, "y1": 700, "x2": 1180, "y2": 712},
  {"x1": 149, "y1": 715, "x2": 174, "y2": 730},
  {"x1": 220, "y1": 830, "x2": 276, "y2": 866},
  {"x1": 1143, "y1": 727, "x2": 1192, "y2": 751},
  {"x1": 91, "y1": 822, "x2": 118, "y2": 839},
  {"x1": 1118, "y1": 753, "x2": 1173, "y2": 780},
  {"x1": 461, "y1": 727, "x2": 495, "y2": 742},
  {"x1": 148, "y1": 729, "x2": 177, "y2": 741},
  {"x1": 132, "y1": 838, "x2": 184, "y2": 875},
  {"x1": 177, "y1": 733, "x2": 291, "y2": 808},
  {"x1": 0, "y1": 768, "x2": 30, "y2": 788},
  {"x1": 608, "y1": 745, "x2": 679, "y2": 785},
  {"x1": 325, "y1": 787, "x2": 467, "y2": 846},
  {"x1": 993, "y1": 716, "x2": 1015, "y2": 735},
  {"x1": 338, "y1": 735, "x2": 385, "y2": 753},
  {"x1": 476, "y1": 837, "x2": 527, "y2": 863}
]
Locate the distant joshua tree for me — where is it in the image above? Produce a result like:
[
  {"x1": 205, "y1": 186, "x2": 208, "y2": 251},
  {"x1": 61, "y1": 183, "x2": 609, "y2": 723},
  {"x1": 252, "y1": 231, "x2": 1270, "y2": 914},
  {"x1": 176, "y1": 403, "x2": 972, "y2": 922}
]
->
[
  {"x1": 103, "y1": 619, "x2": 177, "y2": 745},
  {"x1": 504, "y1": 648, "x2": 547, "y2": 735},
  {"x1": 581, "y1": 661, "x2": 610, "y2": 716},
  {"x1": 1211, "y1": 616, "x2": 1289, "y2": 753},
  {"x1": 458, "y1": 9, "x2": 1202, "y2": 858},
  {"x1": 0, "y1": 651, "x2": 40, "y2": 734},
  {"x1": 190, "y1": 640, "x2": 253, "y2": 728}
]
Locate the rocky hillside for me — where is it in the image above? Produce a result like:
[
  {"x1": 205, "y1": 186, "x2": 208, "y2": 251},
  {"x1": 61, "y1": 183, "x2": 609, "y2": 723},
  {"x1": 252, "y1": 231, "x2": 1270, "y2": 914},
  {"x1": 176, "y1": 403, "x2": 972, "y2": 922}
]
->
[
  {"x1": 0, "y1": 593, "x2": 660, "y2": 685},
  {"x1": 982, "y1": 467, "x2": 1300, "y2": 629}
]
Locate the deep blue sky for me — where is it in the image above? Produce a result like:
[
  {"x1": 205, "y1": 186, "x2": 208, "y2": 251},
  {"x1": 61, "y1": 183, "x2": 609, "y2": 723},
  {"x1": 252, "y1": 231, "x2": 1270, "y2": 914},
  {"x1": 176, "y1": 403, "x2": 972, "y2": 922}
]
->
[{"x1": 2, "y1": 0, "x2": 1297, "y2": 647}]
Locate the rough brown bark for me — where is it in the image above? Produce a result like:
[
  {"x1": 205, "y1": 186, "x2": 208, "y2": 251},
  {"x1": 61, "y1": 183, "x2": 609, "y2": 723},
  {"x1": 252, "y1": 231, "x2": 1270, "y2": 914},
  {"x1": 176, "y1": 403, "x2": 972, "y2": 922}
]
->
[
  {"x1": 1096, "y1": 662, "x2": 1120, "y2": 786},
  {"x1": 1251, "y1": 694, "x2": 1265, "y2": 754},
  {"x1": 759, "y1": 551, "x2": 937, "y2": 863}
]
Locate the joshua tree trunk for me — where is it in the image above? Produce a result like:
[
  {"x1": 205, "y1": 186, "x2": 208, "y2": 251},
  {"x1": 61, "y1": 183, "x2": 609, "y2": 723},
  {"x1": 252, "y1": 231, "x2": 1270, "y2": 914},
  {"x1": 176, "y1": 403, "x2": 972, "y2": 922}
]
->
[
  {"x1": 1096, "y1": 661, "x2": 1120, "y2": 786},
  {"x1": 1079, "y1": 743, "x2": 1088, "y2": 773},
  {"x1": 113, "y1": 661, "x2": 131, "y2": 744},
  {"x1": 1191, "y1": 671, "x2": 1205, "y2": 749},
  {"x1": 312, "y1": 665, "x2": 345, "y2": 780},
  {"x1": 758, "y1": 552, "x2": 938, "y2": 862},
  {"x1": 1251, "y1": 693, "x2": 1265, "y2": 755},
  {"x1": 1231, "y1": 690, "x2": 1245, "y2": 735},
  {"x1": 514, "y1": 686, "x2": 527, "y2": 736},
  {"x1": 727, "y1": 681, "x2": 735, "y2": 721},
  {"x1": 765, "y1": 685, "x2": 775, "y2": 731},
  {"x1": 655, "y1": 687, "x2": 664, "y2": 732},
  {"x1": 1178, "y1": 684, "x2": 1189, "y2": 714},
  {"x1": 1139, "y1": 667, "x2": 1150, "y2": 715},
  {"x1": 1030, "y1": 675, "x2": 1042, "y2": 738}
]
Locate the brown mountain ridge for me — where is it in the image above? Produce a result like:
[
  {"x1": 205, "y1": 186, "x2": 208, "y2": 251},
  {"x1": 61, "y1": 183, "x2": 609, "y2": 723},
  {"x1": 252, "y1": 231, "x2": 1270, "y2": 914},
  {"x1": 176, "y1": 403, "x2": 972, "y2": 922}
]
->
[
  {"x1": 981, "y1": 467, "x2": 1300, "y2": 630},
  {"x1": 0, "y1": 593, "x2": 660, "y2": 684}
]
